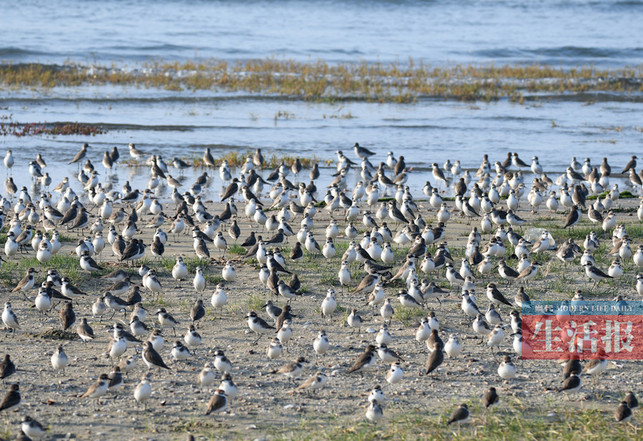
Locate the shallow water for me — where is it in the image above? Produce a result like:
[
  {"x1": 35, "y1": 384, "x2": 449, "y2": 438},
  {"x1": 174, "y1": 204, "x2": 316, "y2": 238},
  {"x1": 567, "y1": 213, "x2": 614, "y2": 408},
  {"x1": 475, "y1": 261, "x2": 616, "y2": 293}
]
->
[
  {"x1": 2, "y1": 89, "x2": 640, "y2": 196},
  {"x1": 4, "y1": 0, "x2": 643, "y2": 66}
]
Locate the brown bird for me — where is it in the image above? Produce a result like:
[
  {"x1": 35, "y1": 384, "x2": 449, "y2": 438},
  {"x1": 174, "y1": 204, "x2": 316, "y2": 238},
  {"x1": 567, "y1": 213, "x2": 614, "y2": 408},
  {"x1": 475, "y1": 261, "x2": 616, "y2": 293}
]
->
[
  {"x1": 426, "y1": 329, "x2": 444, "y2": 353},
  {"x1": 76, "y1": 318, "x2": 95, "y2": 342},
  {"x1": 483, "y1": 387, "x2": 499, "y2": 408},
  {"x1": 275, "y1": 304, "x2": 294, "y2": 332},
  {"x1": 295, "y1": 373, "x2": 326, "y2": 394},
  {"x1": 347, "y1": 345, "x2": 376, "y2": 377},
  {"x1": 205, "y1": 389, "x2": 228, "y2": 415},
  {"x1": 0, "y1": 355, "x2": 16, "y2": 381},
  {"x1": 621, "y1": 155, "x2": 637, "y2": 174},
  {"x1": 59, "y1": 302, "x2": 76, "y2": 331},
  {"x1": 80, "y1": 373, "x2": 109, "y2": 404},
  {"x1": 190, "y1": 299, "x2": 205, "y2": 325},
  {"x1": 11, "y1": 268, "x2": 37, "y2": 293},
  {"x1": 447, "y1": 403, "x2": 471, "y2": 425},
  {"x1": 351, "y1": 273, "x2": 379, "y2": 294},
  {"x1": 615, "y1": 401, "x2": 632, "y2": 423},
  {"x1": 425, "y1": 346, "x2": 444, "y2": 375},
  {"x1": 0, "y1": 383, "x2": 20, "y2": 412},
  {"x1": 558, "y1": 372, "x2": 581, "y2": 394},
  {"x1": 69, "y1": 143, "x2": 88, "y2": 164},
  {"x1": 266, "y1": 268, "x2": 279, "y2": 295},
  {"x1": 625, "y1": 391, "x2": 638, "y2": 410},
  {"x1": 143, "y1": 341, "x2": 171, "y2": 370},
  {"x1": 275, "y1": 357, "x2": 307, "y2": 382}
]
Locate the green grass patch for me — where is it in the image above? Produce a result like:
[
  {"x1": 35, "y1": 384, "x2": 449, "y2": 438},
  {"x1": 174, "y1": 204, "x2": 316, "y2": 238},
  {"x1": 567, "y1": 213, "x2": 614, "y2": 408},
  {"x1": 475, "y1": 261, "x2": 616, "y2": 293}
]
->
[
  {"x1": 228, "y1": 244, "x2": 246, "y2": 255},
  {"x1": 264, "y1": 404, "x2": 639, "y2": 441},
  {"x1": 246, "y1": 293, "x2": 266, "y2": 312},
  {"x1": 205, "y1": 274, "x2": 225, "y2": 285},
  {"x1": 393, "y1": 305, "x2": 425, "y2": 326},
  {"x1": 0, "y1": 253, "x2": 92, "y2": 285}
]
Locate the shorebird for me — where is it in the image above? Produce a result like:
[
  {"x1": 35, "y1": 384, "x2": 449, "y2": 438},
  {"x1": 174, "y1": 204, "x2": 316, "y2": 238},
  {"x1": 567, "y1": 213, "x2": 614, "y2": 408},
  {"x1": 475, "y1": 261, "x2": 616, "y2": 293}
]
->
[
  {"x1": 21, "y1": 416, "x2": 46, "y2": 439},
  {"x1": 275, "y1": 356, "x2": 307, "y2": 382},
  {"x1": 2, "y1": 303, "x2": 20, "y2": 331},
  {"x1": 447, "y1": 403, "x2": 471, "y2": 425},
  {"x1": 615, "y1": 401, "x2": 633, "y2": 423},
  {"x1": 69, "y1": 143, "x2": 88, "y2": 165},
  {"x1": 295, "y1": 372, "x2": 326, "y2": 395},
  {"x1": 365, "y1": 400, "x2": 384, "y2": 423},
  {"x1": 80, "y1": 373, "x2": 108, "y2": 405},
  {"x1": 486, "y1": 283, "x2": 513, "y2": 307},
  {"x1": 246, "y1": 311, "x2": 275, "y2": 342},
  {"x1": 558, "y1": 372, "x2": 582, "y2": 397},
  {"x1": 0, "y1": 384, "x2": 20, "y2": 413},
  {"x1": 205, "y1": 390, "x2": 228, "y2": 416},
  {"x1": 347, "y1": 345, "x2": 376, "y2": 377},
  {"x1": 134, "y1": 375, "x2": 152, "y2": 409},
  {"x1": 583, "y1": 262, "x2": 612, "y2": 287},
  {"x1": 0, "y1": 355, "x2": 16, "y2": 381},
  {"x1": 143, "y1": 341, "x2": 170, "y2": 370},
  {"x1": 483, "y1": 387, "x2": 500, "y2": 409}
]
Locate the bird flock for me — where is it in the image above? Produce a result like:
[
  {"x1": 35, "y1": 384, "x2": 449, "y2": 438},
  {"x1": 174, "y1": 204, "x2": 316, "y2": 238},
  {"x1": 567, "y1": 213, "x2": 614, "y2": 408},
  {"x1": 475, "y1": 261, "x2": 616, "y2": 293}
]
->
[{"x1": 0, "y1": 143, "x2": 642, "y2": 439}]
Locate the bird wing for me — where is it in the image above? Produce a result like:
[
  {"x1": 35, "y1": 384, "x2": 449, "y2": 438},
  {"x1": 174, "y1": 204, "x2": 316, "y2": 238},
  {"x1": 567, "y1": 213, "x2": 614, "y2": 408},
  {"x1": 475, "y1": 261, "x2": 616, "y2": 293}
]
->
[
  {"x1": 447, "y1": 406, "x2": 468, "y2": 425},
  {"x1": 205, "y1": 394, "x2": 226, "y2": 415},
  {"x1": 347, "y1": 351, "x2": 372, "y2": 373},
  {"x1": 425, "y1": 349, "x2": 444, "y2": 374}
]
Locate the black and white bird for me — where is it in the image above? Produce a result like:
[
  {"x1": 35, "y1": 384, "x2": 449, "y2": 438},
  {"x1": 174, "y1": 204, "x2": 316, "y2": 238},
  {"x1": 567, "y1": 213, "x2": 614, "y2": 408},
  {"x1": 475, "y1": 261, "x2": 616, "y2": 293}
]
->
[
  {"x1": 498, "y1": 260, "x2": 520, "y2": 283},
  {"x1": 497, "y1": 355, "x2": 517, "y2": 379},
  {"x1": 246, "y1": 311, "x2": 275, "y2": 342},
  {"x1": 156, "y1": 308, "x2": 180, "y2": 335},
  {"x1": 486, "y1": 283, "x2": 513, "y2": 307},
  {"x1": 377, "y1": 344, "x2": 403, "y2": 363},
  {"x1": 213, "y1": 350, "x2": 233, "y2": 374},
  {"x1": 143, "y1": 341, "x2": 170, "y2": 370},
  {"x1": 461, "y1": 291, "x2": 482, "y2": 317},
  {"x1": 584, "y1": 262, "x2": 613, "y2": 286},
  {"x1": 563, "y1": 205, "x2": 582, "y2": 229},
  {"x1": 353, "y1": 142, "x2": 376, "y2": 160},
  {"x1": 21, "y1": 416, "x2": 46, "y2": 439},
  {"x1": 171, "y1": 341, "x2": 192, "y2": 361},
  {"x1": 365, "y1": 400, "x2": 384, "y2": 423},
  {"x1": 2, "y1": 302, "x2": 20, "y2": 331},
  {"x1": 80, "y1": 251, "x2": 104, "y2": 272}
]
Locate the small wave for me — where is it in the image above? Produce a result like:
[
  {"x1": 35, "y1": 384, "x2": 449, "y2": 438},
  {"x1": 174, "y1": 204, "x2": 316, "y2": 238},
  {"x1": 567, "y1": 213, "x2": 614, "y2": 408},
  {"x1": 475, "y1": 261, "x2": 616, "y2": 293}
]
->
[
  {"x1": 106, "y1": 43, "x2": 193, "y2": 52},
  {"x1": 0, "y1": 47, "x2": 47, "y2": 57},
  {"x1": 608, "y1": 0, "x2": 643, "y2": 7},
  {"x1": 471, "y1": 46, "x2": 643, "y2": 60},
  {"x1": 308, "y1": 48, "x2": 365, "y2": 56},
  {"x1": 530, "y1": 46, "x2": 642, "y2": 59}
]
